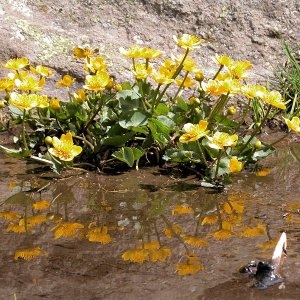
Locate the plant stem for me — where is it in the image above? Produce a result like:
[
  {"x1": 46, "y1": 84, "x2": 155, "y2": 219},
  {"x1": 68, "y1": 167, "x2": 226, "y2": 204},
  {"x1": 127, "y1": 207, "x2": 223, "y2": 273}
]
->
[
  {"x1": 197, "y1": 140, "x2": 207, "y2": 166},
  {"x1": 172, "y1": 71, "x2": 189, "y2": 101},
  {"x1": 21, "y1": 110, "x2": 29, "y2": 152},
  {"x1": 214, "y1": 149, "x2": 223, "y2": 180}
]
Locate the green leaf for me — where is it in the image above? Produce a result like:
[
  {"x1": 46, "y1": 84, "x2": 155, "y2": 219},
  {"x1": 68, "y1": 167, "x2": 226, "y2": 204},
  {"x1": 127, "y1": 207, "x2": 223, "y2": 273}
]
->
[
  {"x1": 112, "y1": 147, "x2": 144, "y2": 167},
  {"x1": 4, "y1": 191, "x2": 33, "y2": 206},
  {"x1": 176, "y1": 97, "x2": 189, "y2": 112},
  {"x1": 148, "y1": 117, "x2": 171, "y2": 148},
  {"x1": 155, "y1": 103, "x2": 169, "y2": 115},
  {"x1": 214, "y1": 115, "x2": 239, "y2": 129},
  {"x1": 119, "y1": 111, "x2": 148, "y2": 129},
  {"x1": 0, "y1": 145, "x2": 31, "y2": 158},
  {"x1": 163, "y1": 148, "x2": 200, "y2": 163},
  {"x1": 102, "y1": 132, "x2": 135, "y2": 146}
]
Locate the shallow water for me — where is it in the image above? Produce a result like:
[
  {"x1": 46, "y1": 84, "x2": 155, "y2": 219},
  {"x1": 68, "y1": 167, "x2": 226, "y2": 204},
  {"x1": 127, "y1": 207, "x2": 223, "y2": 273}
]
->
[{"x1": 0, "y1": 145, "x2": 300, "y2": 300}]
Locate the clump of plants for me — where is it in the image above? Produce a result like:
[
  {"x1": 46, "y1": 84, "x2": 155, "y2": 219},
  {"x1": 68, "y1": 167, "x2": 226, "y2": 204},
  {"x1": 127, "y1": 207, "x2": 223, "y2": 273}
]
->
[{"x1": 0, "y1": 34, "x2": 299, "y2": 184}]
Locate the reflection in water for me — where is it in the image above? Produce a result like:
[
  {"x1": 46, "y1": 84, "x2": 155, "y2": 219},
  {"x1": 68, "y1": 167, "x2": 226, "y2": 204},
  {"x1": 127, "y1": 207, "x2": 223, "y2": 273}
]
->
[{"x1": 0, "y1": 147, "x2": 300, "y2": 298}]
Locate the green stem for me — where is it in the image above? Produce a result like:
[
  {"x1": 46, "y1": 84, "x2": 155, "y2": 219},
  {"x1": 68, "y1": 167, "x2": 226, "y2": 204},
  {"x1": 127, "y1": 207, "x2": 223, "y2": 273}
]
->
[
  {"x1": 172, "y1": 71, "x2": 189, "y2": 101},
  {"x1": 214, "y1": 149, "x2": 224, "y2": 180},
  {"x1": 197, "y1": 139, "x2": 207, "y2": 166},
  {"x1": 238, "y1": 105, "x2": 272, "y2": 155},
  {"x1": 73, "y1": 135, "x2": 94, "y2": 151},
  {"x1": 21, "y1": 110, "x2": 29, "y2": 152},
  {"x1": 208, "y1": 92, "x2": 230, "y2": 122},
  {"x1": 213, "y1": 65, "x2": 224, "y2": 80}
]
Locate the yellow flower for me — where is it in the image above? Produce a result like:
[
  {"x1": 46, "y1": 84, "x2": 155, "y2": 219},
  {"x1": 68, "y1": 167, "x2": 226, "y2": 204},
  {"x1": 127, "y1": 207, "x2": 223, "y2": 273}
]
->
[
  {"x1": 179, "y1": 120, "x2": 209, "y2": 143},
  {"x1": 228, "y1": 60, "x2": 252, "y2": 79},
  {"x1": 206, "y1": 131, "x2": 238, "y2": 149},
  {"x1": 175, "y1": 75, "x2": 196, "y2": 88},
  {"x1": 73, "y1": 89, "x2": 86, "y2": 103},
  {"x1": 119, "y1": 45, "x2": 143, "y2": 58},
  {"x1": 172, "y1": 204, "x2": 194, "y2": 215},
  {"x1": 241, "y1": 85, "x2": 267, "y2": 99},
  {"x1": 9, "y1": 92, "x2": 38, "y2": 110},
  {"x1": 3, "y1": 57, "x2": 29, "y2": 70},
  {"x1": 176, "y1": 256, "x2": 204, "y2": 275},
  {"x1": 229, "y1": 157, "x2": 243, "y2": 173},
  {"x1": 6, "y1": 221, "x2": 34, "y2": 233},
  {"x1": 0, "y1": 211, "x2": 21, "y2": 221},
  {"x1": 0, "y1": 78, "x2": 14, "y2": 91},
  {"x1": 48, "y1": 132, "x2": 82, "y2": 161},
  {"x1": 174, "y1": 34, "x2": 205, "y2": 51},
  {"x1": 49, "y1": 98, "x2": 60, "y2": 110},
  {"x1": 262, "y1": 90, "x2": 286, "y2": 109},
  {"x1": 184, "y1": 235, "x2": 208, "y2": 247},
  {"x1": 23, "y1": 214, "x2": 47, "y2": 226},
  {"x1": 84, "y1": 71, "x2": 110, "y2": 91},
  {"x1": 139, "y1": 47, "x2": 163, "y2": 59},
  {"x1": 14, "y1": 247, "x2": 43, "y2": 260},
  {"x1": 35, "y1": 95, "x2": 49, "y2": 108},
  {"x1": 15, "y1": 76, "x2": 45, "y2": 92},
  {"x1": 240, "y1": 223, "x2": 266, "y2": 237},
  {"x1": 203, "y1": 78, "x2": 240, "y2": 96},
  {"x1": 201, "y1": 213, "x2": 218, "y2": 225},
  {"x1": 152, "y1": 70, "x2": 174, "y2": 85},
  {"x1": 164, "y1": 224, "x2": 182, "y2": 238},
  {"x1": 182, "y1": 56, "x2": 202, "y2": 73},
  {"x1": 284, "y1": 116, "x2": 300, "y2": 133},
  {"x1": 30, "y1": 65, "x2": 52, "y2": 77},
  {"x1": 214, "y1": 54, "x2": 233, "y2": 67},
  {"x1": 73, "y1": 47, "x2": 94, "y2": 59},
  {"x1": 56, "y1": 74, "x2": 76, "y2": 88},
  {"x1": 52, "y1": 221, "x2": 84, "y2": 239},
  {"x1": 122, "y1": 248, "x2": 150, "y2": 264},
  {"x1": 132, "y1": 63, "x2": 152, "y2": 80},
  {"x1": 85, "y1": 56, "x2": 108, "y2": 73},
  {"x1": 86, "y1": 226, "x2": 113, "y2": 244},
  {"x1": 33, "y1": 200, "x2": 50, "y2": 211}
]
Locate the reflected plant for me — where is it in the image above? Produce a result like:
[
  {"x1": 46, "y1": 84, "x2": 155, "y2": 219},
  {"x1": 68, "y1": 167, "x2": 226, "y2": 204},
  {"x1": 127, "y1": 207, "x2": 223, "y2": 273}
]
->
[{"x1": 0, "y1": 34, "x2": 295, "y2": 184}]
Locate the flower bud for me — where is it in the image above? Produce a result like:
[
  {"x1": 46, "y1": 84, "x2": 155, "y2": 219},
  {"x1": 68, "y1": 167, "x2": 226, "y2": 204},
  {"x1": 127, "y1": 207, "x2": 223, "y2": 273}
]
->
[
  {"x1": 227, "y1": 106, "x2": 237, "y2": 115},
  {"x1": 254, "y1": 140, "x2": 262, "y2": 149},
  {"x1": 45, "y1": 136, "x2": 53, "y2": 146}
]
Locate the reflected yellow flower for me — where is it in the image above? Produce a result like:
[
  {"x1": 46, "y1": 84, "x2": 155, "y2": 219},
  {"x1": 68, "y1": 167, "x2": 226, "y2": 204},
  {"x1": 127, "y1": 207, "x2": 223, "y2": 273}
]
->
[
  {"x1": 24, "y1": 214, "x2": 47, "y2": 226},
  {"x1": 284, "y1": 116, "x2": 300, "y2": 133},
  {"x1": 14, "y1": 247, "x2": 43, "y2": 261},
  {"x1": 212, "y1": 229, "x2": 234, "y2": 240},
  {"x1": 172, "y1": 204, "x2": 194, "y2": 215},
  {"x1": 174, "y1": 34, "x2": 205, "y2": 51},
  {"x1": 86, "y1": 226, "x2": 113, "y2": 244},
  {"x1": 223, "y1": 200, "x2": 244, "y2": 214},
  {"x1": 149, "y1": 247, "x2": 171, "y2": 262},
  {"x1": 0, "y1": 78, "x2": 14, "y2": 91},
  {"x1": 179, "y1": 120, "x2": 209, "y2": 143},
  {"x1": 201, "y1": 213, "x2": 218, "y2": 225},
  {"x1": 52, "y1": 221, "x2": 84, "y2": 239},
  {"x1": 122, "y1": 248, "x2": 150, "y2": 264},
  {"x1": 164, "y1": 224, "x2": 183, "y2": 238},
  {"x1": 184, "y1": 235, "x2": 208, "y2": 247},
  {"x1": 229, "y1": 157, "x2": 243, "y2": 173},
  {"x1": 56, "y1": 74, "x2": 76, "y2": 88},
  {"x1": 240, "y1": 223, "x2": 265, "y2": 237},
  {"x1": 256, "y1": 168, "x2": 270, "y2": 177},
  {"x1": 206, "y1": 131, "x2": 238, "y2": 149},
  {"x1": 84, "y1": 71, "x2": 110, "y2": 91},
  {"x1": 6, "y1": 221, "x2": 33, "y2": 233},
  {"x1": 0, "y1": 211, "x2": 21, "y2": 221},
  {"x1": 33, "y1": 200, "x2": 50, "y2": 211},
  {"x1": 176, "y1": 256, "x2": 204, "y2": 275},
  {"x1": 144, "y1": 241, "x2": 160, "y2": 250},
  {"x1": 259, "y1": 239, "x2": 278, "y2": 250},
  {"x1": 3, "y1": 57, "x2": 29, "y2": 70},
  {"x1": 48, "y1": 132, "x2": 82, "y2": 161}
]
